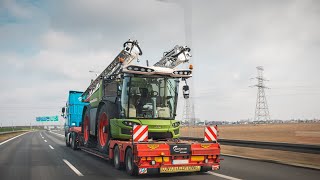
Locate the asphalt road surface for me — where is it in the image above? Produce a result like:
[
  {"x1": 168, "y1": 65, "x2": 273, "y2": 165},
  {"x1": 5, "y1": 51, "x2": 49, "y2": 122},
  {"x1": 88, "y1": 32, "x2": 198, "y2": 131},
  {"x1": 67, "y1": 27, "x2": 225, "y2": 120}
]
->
[{"x1": 0, "y1": 131, "x2": 319, "y2": 180}]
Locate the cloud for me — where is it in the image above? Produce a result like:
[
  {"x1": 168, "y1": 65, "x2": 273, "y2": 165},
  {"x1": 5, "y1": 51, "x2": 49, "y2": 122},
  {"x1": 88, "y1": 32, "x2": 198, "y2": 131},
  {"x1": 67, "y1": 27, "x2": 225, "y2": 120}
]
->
[
  {"x1": 1, "y1": 0, "x2": 33, "y2": 19},
  {"x1": 41, "y1": 30, "x2": 77, "y2": 50},
  {"x1": 1, "y1": 0, "x2": 320, "y2": 126}
]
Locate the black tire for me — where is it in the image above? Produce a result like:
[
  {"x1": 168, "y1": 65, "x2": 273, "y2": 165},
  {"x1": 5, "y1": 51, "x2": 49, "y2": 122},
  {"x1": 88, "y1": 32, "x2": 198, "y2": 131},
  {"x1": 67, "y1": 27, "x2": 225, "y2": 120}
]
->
[
  {"x1": 65, "y1": 136, "x2": 70, "y2": 147},
  {"x1": 113, "y1": 145, "x2": 122, "y2": 170},
  {"x1": 82, "y1": 107, "x2": 94, "y2": 148},
  {"x1": 125, "y1": 148, "x2": 138, "y2": 176},
  {"x1": 201, "y1": 166, "x2": 212, "y2": 172},
  {"x1": 71, "y1": 132, "x2": 78, "y2": 150},
  {"x1": 65, "y1": 129, "x2": 70, "y2": 147},
  {"x1": 96, "y1": 104, "x2": 111, "y2": 153}
]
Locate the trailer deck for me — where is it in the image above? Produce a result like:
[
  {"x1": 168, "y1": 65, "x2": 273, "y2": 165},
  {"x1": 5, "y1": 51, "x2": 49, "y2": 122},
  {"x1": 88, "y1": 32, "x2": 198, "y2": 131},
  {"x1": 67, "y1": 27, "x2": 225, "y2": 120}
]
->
[{"x1": 66, "y1": 126, "x2": 220, "y2": 175}]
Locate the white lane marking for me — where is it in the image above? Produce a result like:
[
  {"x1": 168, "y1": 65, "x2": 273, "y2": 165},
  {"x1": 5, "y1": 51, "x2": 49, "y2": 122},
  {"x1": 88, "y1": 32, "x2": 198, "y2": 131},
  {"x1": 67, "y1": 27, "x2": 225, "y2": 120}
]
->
[
  {"x1": 49, "y1": 145, "x2": 54, "y2": 149},
  {"x1": 44, "y1": 140, "x2": 47, "y2": 142},
  {"x1": 42, "y1": 137, "x2": 44, "y2": 139},
  {"x1": 206, "y1": 172, "x2": 243, "y2": 180},
  {"x1": 49, "y1": 131, "x2": 65, "y2": 137},
  {"x1": 63, "y1": 159, "x2": 84, "y2": 176},
  {"x1": 40, "y1": 133, "x2": 42, "y2": 137},
  {"x1": 0, "y1": 132, "x2": 29, "y2": 146}
]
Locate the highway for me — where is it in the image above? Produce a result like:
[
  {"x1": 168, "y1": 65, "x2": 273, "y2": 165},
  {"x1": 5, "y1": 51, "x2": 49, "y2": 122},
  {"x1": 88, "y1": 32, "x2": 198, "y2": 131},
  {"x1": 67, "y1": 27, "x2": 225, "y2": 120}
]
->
[{"x1": 0, "y1": 131, "x2": 319, "y2": 180}]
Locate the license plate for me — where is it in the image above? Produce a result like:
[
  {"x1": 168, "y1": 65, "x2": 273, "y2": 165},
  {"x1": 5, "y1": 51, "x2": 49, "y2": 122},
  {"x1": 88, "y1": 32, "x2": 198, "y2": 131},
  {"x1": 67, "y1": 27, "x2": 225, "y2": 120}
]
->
[{"x1": 160, "y1": 166, "x2": 201, "y2": 173}]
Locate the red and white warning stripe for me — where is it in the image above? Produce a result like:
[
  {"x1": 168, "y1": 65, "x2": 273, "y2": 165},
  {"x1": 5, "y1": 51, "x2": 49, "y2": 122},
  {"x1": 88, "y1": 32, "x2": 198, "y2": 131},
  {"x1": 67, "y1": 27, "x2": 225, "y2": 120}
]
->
[
  {"x1": 204, "y1": 126, "x2": 218, "y2": 142},
  {"x1": 133, "y1": 125, "x2": 148, "y2": 142}
]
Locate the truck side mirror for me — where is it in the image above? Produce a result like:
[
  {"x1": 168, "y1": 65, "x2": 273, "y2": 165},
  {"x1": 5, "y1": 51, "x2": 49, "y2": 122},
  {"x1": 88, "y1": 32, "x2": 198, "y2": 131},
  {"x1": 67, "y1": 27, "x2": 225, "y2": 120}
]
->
[
  {"x1": 183, "y1": 85, "x2": 189, "y2": 99},
  {"x1": 62, "y1": 107, "x2": 65, "y2": 113}
]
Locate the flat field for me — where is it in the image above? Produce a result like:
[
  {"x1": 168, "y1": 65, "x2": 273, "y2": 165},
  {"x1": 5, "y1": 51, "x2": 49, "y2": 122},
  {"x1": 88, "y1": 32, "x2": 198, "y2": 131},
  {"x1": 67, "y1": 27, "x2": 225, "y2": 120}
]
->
[
  {"x1": 180, "y1": 123, "x2": 320, "y2": 145},
  {"x1": 181, "y1": 123, "x2": 320, "y2": 169}
]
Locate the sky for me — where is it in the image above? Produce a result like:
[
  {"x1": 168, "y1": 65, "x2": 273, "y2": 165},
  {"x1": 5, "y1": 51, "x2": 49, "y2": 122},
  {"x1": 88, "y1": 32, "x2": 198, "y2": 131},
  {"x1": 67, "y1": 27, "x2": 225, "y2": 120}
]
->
[{"x1": 0, "y1": 0, "x2": 319, "y2": 126}]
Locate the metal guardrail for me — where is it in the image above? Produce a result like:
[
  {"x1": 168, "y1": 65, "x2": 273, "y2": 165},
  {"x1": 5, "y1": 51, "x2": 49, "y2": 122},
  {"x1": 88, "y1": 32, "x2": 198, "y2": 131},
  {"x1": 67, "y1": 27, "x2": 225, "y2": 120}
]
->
[
  {"x1": 1, "y1": 130, "x2": 318, "y2": 154},
  {"x1": 180, "y1": 137, "x2": 320, "y2": 154},
  {"x1": 0, "y1": 130, "x2": 29, "y2": 135}
]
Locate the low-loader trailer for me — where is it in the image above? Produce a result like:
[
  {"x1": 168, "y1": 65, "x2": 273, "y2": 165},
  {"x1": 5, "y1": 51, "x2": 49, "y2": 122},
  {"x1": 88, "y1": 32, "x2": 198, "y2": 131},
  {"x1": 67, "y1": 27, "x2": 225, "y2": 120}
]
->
[{"x1": 62, "y1": 40, "x2": 221, "y2": 176}]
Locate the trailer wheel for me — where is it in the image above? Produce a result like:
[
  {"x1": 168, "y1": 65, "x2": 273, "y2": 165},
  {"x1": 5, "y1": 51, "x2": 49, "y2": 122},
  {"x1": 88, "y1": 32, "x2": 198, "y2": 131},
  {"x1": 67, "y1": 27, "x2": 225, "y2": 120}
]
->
[
  {"x1": 97, "y1": 104, "x2": 112, "y2": 153},
  {"x1": 125, "y1": 148, "x2": 138, "y2": 176},
  {"x1": 113, "y1": 145, "x2": 122, "y2": 170},
  {"x1": 70, "y1": 133, "x2": 74, "y2": 149},
  {"x1": 201, "y1": 166, "x2": 212, "y2": 172},
  {"x1": 83, "y1": 108, "x2": 94, "y2": 147},
  {"x1": 71, "y1": 132, "x2": 78, "y2": 150},
  {"x1": 65, "y1": 138, "x2": 70, "y2": 147}
]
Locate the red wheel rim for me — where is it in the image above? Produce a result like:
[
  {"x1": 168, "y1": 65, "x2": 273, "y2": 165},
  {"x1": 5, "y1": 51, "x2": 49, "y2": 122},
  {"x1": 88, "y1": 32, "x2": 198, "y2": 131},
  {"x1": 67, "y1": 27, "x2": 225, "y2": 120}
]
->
[
  {"x1": 99, "y1": 112, "x2": 109, "y2": 147},
  {"x1": 84, "y1": 116, "x2": 89, "y2": 142}
]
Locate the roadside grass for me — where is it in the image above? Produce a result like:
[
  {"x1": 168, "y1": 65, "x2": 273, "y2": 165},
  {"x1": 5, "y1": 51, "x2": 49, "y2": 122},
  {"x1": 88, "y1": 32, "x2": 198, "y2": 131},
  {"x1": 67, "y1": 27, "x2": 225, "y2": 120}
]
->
[
  {"x1": 0, "y1": 131, "x2": 28, "y2": 142},
  {"x1": 0, "y1": 127, "x2": 31, "y2": 133}
]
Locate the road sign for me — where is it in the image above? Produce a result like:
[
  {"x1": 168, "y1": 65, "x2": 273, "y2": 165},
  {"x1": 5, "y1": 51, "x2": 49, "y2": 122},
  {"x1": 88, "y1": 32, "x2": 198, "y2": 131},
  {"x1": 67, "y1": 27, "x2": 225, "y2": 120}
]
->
[
  {"x1": 133, "y1": 125, "x2": 148, "y2": 142},
  {"x1": 36, "y1": 116, "x2": 59, "y2": 122}
]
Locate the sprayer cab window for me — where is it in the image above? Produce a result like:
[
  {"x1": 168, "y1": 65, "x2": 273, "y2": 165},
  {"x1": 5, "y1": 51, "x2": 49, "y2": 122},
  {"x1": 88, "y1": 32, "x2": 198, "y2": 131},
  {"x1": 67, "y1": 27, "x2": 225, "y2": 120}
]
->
[{"x1": 121, "y1": 76, "x2": 179, "y2": 119}]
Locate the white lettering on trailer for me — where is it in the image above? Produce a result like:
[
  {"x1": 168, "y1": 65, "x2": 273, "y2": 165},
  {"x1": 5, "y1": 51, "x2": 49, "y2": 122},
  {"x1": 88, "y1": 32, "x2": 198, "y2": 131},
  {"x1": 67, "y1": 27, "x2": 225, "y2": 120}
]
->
[{"x1": 172, "y1": 145, "x2": 188, "y2": 153}]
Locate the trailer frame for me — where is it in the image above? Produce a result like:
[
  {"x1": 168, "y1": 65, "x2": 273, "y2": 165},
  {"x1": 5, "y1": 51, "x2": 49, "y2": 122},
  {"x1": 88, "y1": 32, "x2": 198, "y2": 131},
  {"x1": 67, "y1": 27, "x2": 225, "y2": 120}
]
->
[{"x1": 66, "y1": 126, "x2": 221, "y2": 176}]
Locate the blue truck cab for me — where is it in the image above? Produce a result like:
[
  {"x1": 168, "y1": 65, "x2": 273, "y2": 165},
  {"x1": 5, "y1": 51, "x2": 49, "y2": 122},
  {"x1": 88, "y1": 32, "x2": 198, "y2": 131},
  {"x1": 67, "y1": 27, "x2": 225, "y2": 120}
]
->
[{"x1": 62, "y1": 91, "x2": 88, "y2": 130}]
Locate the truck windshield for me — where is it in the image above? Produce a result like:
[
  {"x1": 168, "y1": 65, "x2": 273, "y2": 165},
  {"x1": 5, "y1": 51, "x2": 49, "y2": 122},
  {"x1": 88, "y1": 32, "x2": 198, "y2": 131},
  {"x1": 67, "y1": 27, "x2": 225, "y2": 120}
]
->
[{"x1": 121, "y1": 76, "x2": 179, "y2": 119}]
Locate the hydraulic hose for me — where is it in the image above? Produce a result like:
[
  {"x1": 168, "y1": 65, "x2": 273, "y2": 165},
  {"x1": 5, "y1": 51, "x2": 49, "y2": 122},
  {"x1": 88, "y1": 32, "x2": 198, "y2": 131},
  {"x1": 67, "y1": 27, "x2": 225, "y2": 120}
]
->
[{"x1": 123, "y1": 40, "x2": 143, "y2": 55}]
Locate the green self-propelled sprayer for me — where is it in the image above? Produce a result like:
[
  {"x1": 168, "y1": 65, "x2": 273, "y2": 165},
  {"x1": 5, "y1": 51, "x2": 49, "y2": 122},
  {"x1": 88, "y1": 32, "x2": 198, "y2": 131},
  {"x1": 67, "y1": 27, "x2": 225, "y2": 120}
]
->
[{"x1": 80, "y1": 39, "x2": 193, "y2": 152}]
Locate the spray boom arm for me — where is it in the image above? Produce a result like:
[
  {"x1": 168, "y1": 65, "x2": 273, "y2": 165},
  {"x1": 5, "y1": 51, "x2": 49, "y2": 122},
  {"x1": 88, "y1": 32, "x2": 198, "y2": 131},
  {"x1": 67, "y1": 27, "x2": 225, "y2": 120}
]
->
[
  {"x1": 82, "y1": 39, "x2": 142, "y2": 100},
  {"x1": 82, "y1": 40, "x2": 192, "y2": 101},
  {"x1": 153, "y1": 45, "x2": 191, "y2": 69}
]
